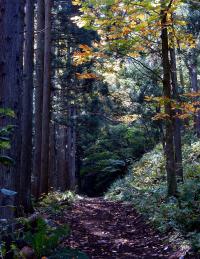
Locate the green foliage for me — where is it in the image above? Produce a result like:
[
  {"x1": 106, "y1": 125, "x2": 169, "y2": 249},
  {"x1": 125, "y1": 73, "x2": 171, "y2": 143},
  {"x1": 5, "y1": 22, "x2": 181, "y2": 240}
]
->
[
  {"x1": 24, "y1": 218, "x2": 70, "y2": 257},
  {"x1": 0, "y1": 191, "x2": 76, "y2": 258},
  {"x1": 0, "y1": 108, "x2": 15, "y2": 118},
  {"x1": 80, "y1": 123, "x2": 155, "y2": 195},
  {"x1": 0, "y1": 217, "x2": 70, "y2": 258},
  {"x1": 0, "y1": 109, "x2": 15, "y2": 166},
  {"x1": 77, "y1": 55, "x2": 162, "y2": 195},
  {"x1": 0, "y1": 138, "x2": 10, "y2": 149},
  {"x1": 106, "y1": 140, "x2": 200, "y2": 251},
  {"x1": 188, "y1": 233, "x2": 200, "y2": 252},
  {"x1": 39, "y1": 191, "x2": 75, "y2": 207},
  {"x1": 81, "y1": 124, "x2": 153, "y2": 174}
]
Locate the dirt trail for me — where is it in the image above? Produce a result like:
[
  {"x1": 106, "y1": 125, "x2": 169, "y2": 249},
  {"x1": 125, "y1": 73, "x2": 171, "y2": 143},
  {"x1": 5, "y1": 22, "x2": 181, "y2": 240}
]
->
[{"x1": 61, "y1": 197, "x2": 181, "y2": 259}]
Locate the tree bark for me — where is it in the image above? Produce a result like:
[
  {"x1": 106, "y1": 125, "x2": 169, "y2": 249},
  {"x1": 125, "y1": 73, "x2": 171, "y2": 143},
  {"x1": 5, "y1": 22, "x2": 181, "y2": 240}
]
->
[
  {"x1": 67, "y1": 106, "x2": 77, "y2": 190},
  {"x1": 49, "y1": 122, "x2": 57, "y2": 190},
  {"x1": 177, "y1": 46, "x2": 185, "y2": 90},
  {"x1": 161, "y1": 3, "x2": 177, "y2": 196},
  {"x1": 0, "y1": 0, "x2": 25, "y2": 218},
  {"x1": 170, "y1": 47, "x2": 183, "y2": 182},
  {"x1": 57, "y1": 125, "x2": 68, "y2": 191},
  {"x1": 20, "y1": 0, "x2": 34, "y2": 213},
  {"x1": 40, "y1": 0, "x2": 52, "y2": 195},
  {"x1": 32, "y1": 0, "x2": 45, "y2": 199},
  {"x1": 187, "y1": 51, "x2": 200, "y2": 137}
]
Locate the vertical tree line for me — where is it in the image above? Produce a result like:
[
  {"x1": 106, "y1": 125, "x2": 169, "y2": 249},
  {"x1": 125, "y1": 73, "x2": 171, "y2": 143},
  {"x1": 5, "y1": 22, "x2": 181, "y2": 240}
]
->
[
  {"x1": 20, "y1": 0, "x2": 34, "y2": 213},
  {"x1": 0, "y1": 0, "x2": 25, "y2": 218},
  {"x1": 32, "y1": 0, "x2": 45, "y2": 200},
  {"x1": 0, "y1": 0, "x2": 88, "y2": 218},
  {"x1": 161, "y1": 0, "x2": 178, "y2": 196}
]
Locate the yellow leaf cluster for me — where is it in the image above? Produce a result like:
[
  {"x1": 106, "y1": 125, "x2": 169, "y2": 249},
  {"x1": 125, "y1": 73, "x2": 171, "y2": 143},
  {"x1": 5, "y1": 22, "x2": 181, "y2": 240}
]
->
[
  {"x1": 183, "y1": 91, "x2": 200, "y2": 98},
  {"x1": 72, "y1": 0, "x2": 81, "y2": 6},
  {"x1": 76, "y1": 73, "x2": 99, "y2": 80},
  {"x1": 153, "y1": 113, "x2": 170, "y2": 121},
  {"x1": 175, "y1": 113, "x2": 191, "y2": 120},
  {"x1": 116, "y1": 114, "x2": 139, "y2": 123}
]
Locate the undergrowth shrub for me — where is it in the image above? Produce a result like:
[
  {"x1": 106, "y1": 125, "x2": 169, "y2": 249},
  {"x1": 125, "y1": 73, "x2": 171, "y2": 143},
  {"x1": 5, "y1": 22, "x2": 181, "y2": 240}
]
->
[
  {"x1": 37, "y1": 191, "x2": 76, "y2": 213},
  {"x1": 106, "y1": 140, "x2": 200, "y2": 251},
  {"x1": 0, "y1": 191, "x2": 75, "y2": 258},
  {"x1": 24, "y1": 217, "x2": 69, "y2": 257},
  {"x1": 0, "y1": 217, "x2": 70, "y2": 258}
]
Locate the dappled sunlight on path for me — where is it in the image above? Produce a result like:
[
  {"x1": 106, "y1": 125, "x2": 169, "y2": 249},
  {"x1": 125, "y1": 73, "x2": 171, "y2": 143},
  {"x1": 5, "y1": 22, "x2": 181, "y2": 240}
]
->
[{"x1": 61, "y1": 197, "x2": 181, "y2": 259}]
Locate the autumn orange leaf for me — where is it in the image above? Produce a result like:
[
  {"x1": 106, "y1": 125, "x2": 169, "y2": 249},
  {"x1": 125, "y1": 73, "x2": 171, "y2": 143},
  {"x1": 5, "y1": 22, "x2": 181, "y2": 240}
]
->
[{"x1": 76, "y1": 72, "x2": 99, "y2": 80}]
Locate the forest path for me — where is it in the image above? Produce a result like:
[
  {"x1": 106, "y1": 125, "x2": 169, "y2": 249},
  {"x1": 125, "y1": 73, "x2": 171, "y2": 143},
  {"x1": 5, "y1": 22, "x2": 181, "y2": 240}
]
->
[{"x1": 61, "y1": 197, "x2": 180, "y2": 259}]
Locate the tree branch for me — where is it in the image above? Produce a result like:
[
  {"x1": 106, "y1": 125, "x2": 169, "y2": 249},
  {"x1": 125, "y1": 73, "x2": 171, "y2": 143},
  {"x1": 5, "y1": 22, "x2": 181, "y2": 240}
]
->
[{"x1": 126, "y1": 55, "x2": 163, "y2": 81}]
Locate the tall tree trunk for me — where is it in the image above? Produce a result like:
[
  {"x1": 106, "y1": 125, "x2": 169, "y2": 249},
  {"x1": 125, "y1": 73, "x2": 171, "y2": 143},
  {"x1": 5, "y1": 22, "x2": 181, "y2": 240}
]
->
[
  {"x1": 20, "y1": 0, "x2": 34, "y2": 213},
  {"x1": 177, "y1": 45, "x2": 189, "y2": 128},
  {"x1": 67, "y1": 106, "x2": 77, "y2": 190},
  {"x1": 188, "y1": 51, "x2": 200, "y2": 137},
  {"x1": 161, "y1": 4, "x2": 177, "y2": 196},
  {"x1": 33, "y1": 0, "x2": 45, "y2": 199},
  {"x1": 57, "y1": 125, "x2": 68, "y2": 191},
  {"x1": 49, "y1": 122, "x2": 57, "y2": 190},
  {"x1": 40, "y1": 0, "x2": 52, "y2": 195},
  {"x1": 170, "y1": 47, "x2": 183, "y2": 182},
  {"x1": 71, "y1": 107, "x2": 77, "y2": 189},
  {"x1": 177, "y1": 47, "x2": 185, "y2": 90},
  {"x1": 0, "y1": 0, "x2": 25, "y2": 218}
]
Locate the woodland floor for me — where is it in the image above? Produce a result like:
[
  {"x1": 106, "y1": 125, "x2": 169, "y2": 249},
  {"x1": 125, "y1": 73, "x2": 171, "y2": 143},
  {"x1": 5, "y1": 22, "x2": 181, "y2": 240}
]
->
[{"x1": 56, "y1": 197, "x2": 188, "y2": 259}]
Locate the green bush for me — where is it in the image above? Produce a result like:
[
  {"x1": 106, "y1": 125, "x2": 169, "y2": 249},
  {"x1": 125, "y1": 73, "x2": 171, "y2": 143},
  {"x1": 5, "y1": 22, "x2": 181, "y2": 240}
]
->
[
  {"x1": 106, "y1": 140, "x2": 200, "y2": 250},
  {"x1": 0, "y1": 108, "x2": 15, "y2": 166},
  {"x1": 37, "y1": 191, "x2": 76, "y2": 213},
  {"x1": 24, "y1": 217, "x2": 70, "y2": 257}
]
